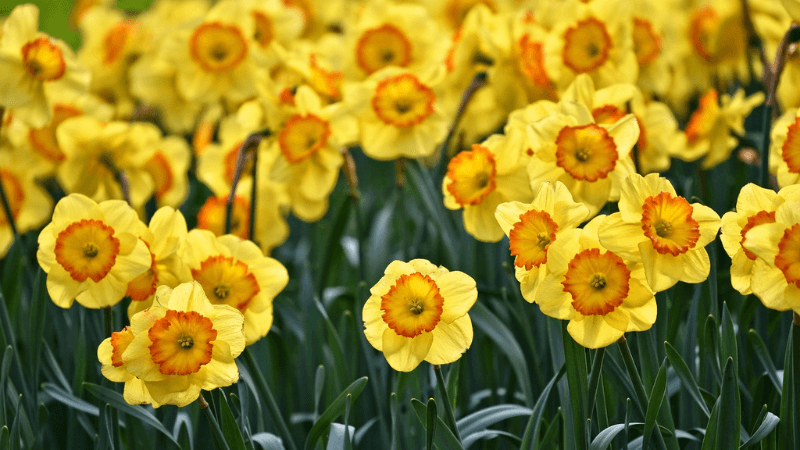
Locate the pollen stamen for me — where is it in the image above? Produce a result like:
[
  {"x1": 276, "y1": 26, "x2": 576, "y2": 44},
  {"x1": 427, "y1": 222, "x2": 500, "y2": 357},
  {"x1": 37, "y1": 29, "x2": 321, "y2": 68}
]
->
[
  {"x1": 178, "y1": 334, "x2": 194, "y2": 349},
  {"x1": 83, "y1": 243, "x2": 99, "y2": 258}
]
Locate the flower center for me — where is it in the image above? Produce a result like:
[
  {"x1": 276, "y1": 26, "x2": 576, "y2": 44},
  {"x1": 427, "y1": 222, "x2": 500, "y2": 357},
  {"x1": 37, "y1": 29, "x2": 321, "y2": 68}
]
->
[
  {"x1": 144, "y1": 152, "x2": 174, "y2": 200},
  {"x1": 518, "y1": 34, "x2": 550, "y2": 87},
  {"x1": 740, "y1": 210, "x2": 776, "y2": 260},
  {"x1": 22, "y1": 37, "x2": 66, "y2": 82},
  {"x1": 782, "y1": 117, "x2": 800, "y2": 174},
  {"x1": 509, "y1": 209, "x2": 559, "y2": 270},
  {"x1": 148, "y1": 310, "x2": 217, "y2": 375},
  {"x1": 252, "y1": 11, "x2": 275, "y2": 47},
  {"x1": 55, "y1": 219, "x2": 120, "y2": 282},
  {"x1": 355, "y1": 24, "x2": 413, "y2": 75},
  {"x1": 689, "y1": 7, "x2": 745, "y2": 64},
  {"x1": 103, "y1": 20, "x2": 138, "y2": 65},
  {"x1": 563, "y1": 248, "x2": 630, "y2": 315},
  {"x1": 446, "y1": 144, "x2": 497, "y2": 206},
  {"x1": 381, "y1": 273, "x2": 444, "y2": 338},
  {"x1": 28, "y1": 104, "x2": 82, "y2": 163},
  {"x1": 197, "y1": 195, "x2": 250, "y2": 240},
  {"x1": 555, "y1": 123, "x2": 618, "y2": 181},
  {"x1": 641, "y1": 192, "x2": 700, "y2": 256},
  {"x1": 0, "y1": 170, "x2": 24, "y2": 227},
  {"x1": 279, "y1": 114, "x2": 331, "y2": 163},
  {"x1": 371, "y1": 73, "x2": 436, "y2": 128},
  {"x1": 189, "y1": 22, "x2": 248, "y2": 73},
  {"x1": 632, "y1": 17, "x2": 661, "y2": 66},
  {"x1": 685, "y1": 89, "x2": 718, "y2": 144},
  {"x1": 192, "y1": 255, "x2": 261, "y2": 312},
  {"x1": 776, "y1": 224, "x2": 800, "y2": 287},
  {"x1": 110, "y1": 326, "x2": 134, "y2": 367},
  {"x1": 126, "y1": 241, "x2": 158, "y2": 301},
  {"x1": 562, "y1": 17, "x2": 612, "y2": 73}
]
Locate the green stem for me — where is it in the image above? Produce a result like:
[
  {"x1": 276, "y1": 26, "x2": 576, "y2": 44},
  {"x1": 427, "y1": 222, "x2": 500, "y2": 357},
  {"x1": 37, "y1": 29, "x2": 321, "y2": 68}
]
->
[
  {"x1": 433, "y1": 365, "x2": 461, "y2": 442},
  {"x1": 562, "y1": 322, "x2": 588, "y2": 450},
  {"x1": 243, "y1": 348, "x2": 298, "y2": 450},
  {"x1": 342, "y1": 148, "x2": 365, "y2": 282},
  {"x1": 103, "y1": 307, "x2": 113, "y2": 338},
  {"x1": 199, "y1": 393, "x2": 230, "y2": 450},
  {"x1": 617, "y1": 336, "x2": 668, "y2": 450},
  {"x1": 586, "y1": 348, "x2": 605, "y2": 422},
  {"x1": 792, "y1": 313, "x2": 800, "y2": 446}
]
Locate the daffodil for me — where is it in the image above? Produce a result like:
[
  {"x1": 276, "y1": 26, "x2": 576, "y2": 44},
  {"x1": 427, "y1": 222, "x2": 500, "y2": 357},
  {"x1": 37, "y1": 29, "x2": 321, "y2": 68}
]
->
[
  {"x1": 535, "y1": 215, "x2": 656, "y2": 349},
  {"x1": 126, "y1": 207, "x2": 193, "y2": 319},
  {"x1": 363, "y1": 259, "x2": 477, "y2": 372},
  {"x1": 543, "y1": 0, "x2": 638, "y2": 92},
  {"x1": 143, "y1": 135, "x2": 192, "y2": 208},
  {"x1": 116, "y1": 281, "x2": 245, "y2": 407},
  {"x1": 495, "y1": 181, "x2": 590, "y2": 302},
  {"x1": 0, "y1": 4, "x2": 90, "y2": 127},
  {"x1": 0, "y1": 148, "x2": 52, "y2": 258},
  {"x1": 678, "y1": 88, "x2": 763, "y2": 169},
  {"x1": 444, "y1": 134, "x2": 533, "y2": 242},
  {"x1": 97, "y1": 326, "x2": 155, "y2": 406},
  {"x1": 265, "y1": 85, "x2": 355, "y2": 222},
  {"x1": 742, "y1": 199, "x2": 800, "y2": 313},
  {"x1": 768, "y1": 108, "x2": 800, "y2": 188},
  {"x1": 525, "y1": 92, "x2": 639, "y2": 217},
  {"x1": 343, "y1": 66, "x2": 448, "y2": 161},
  {"x1": 55, "y1": 116, "x2": 160, "y2": 208},
  {"x1": 597, "y1": 173, "x2": 721, "y2": 292},
  {"x1": 37, "y1": 194, "x2": 151, "y2": 309},
  {"x1": 720, "y1": 184, "x2": 800, "y2": 296},
  {"x1": 181, "y1": 230, "x2": 288, "y2": 345}
]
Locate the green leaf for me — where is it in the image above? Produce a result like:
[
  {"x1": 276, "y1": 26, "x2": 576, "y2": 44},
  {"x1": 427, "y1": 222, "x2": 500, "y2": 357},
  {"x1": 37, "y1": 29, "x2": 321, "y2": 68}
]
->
[
  {"x1": 643, "y1": 359, "x2": 668, "y2": 450},
  {"x1": 0, "y1": 346, "x2": 12, "y2": 385},
  {"x1": 520, "y1": 366, "x2": 564, "y2": 450},
  {"x1": 82, "y1": 382, "x2": 179, "y2": 447},
  {"x1": 344, "y1": 395, "x2": 352, "y2": 450},
  {"x1": 426, "y1": 398, "x2": 437, "y2": 450},
  {"x1": 251, "y1": 432, "x2": 285, "y2": 450},
  {"x1": 715, "y1": 358, "x2": 741, "y2": 449},
  {"x1": 410, "y1": 398, "x2": 464, "y2": 450},
  {"x1": 586, "y1": 348, "x2": 605, "y2": 422},
  {"x1": 778, "y1": 328, "x2": 794, "y2": 449},
  {"x1": 471, "y1": 302, "x2": 533, "y2": 406},
  {"x1": 404, "y1": 161, "x2": 459, "y2": 267},
  {"x1": 41, "y1": 382, "x2": 99, "y2": 416},
  {"x1": 562, "y1": 322, "x2": 588, "y2": 450},
  {"x1": 326, "y1": 424, "x2": 355, "y2": 450},
  {"x1": 218, "y1": 391, "x2": 247, "y2": 450},
  {"x1": 313, "y1": 365, "x2": 325, "y2": 418},
  {"x1": 740, "y1": 411, "x2": 779, "y2": 448},
  {"x1": 96, "y1": 404, "x2": 114, "y2": 450},
  {"x1": 590, "y1": 423, "x2": 663, "y2": 450},
  {"x1": 665, "y1": 342, "x2": 711, "y2": 418},
  {"x1": 304, "y1": 377, "x2": 368, "y2": 450},
  {"x1": 700, "y1": 399, "x2": 720, "y2": 450},
  {"x1": 747, "y1": 330, "x2": 782, "y2": 394},
  {"x1": 457, "y1": 404, "x2": 532, "y2": 438},
  {"x1": 446, "y1": 361, "x2": 460, "y2": 413},
  {"x1": 0, "y1": 426, "x2": 8, "y2": 450},
  {"x1": 720, "y1": 303, "x2": 738, "y2": 373}
]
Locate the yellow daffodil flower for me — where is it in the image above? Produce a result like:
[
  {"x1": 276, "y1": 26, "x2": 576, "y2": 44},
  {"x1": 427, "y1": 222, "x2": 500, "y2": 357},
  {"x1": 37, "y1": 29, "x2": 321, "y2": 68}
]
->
[
  {"x1": 114, "y1": 281, "x2": 246, "y2": 407},
  {"x1": 742, "y1": 199, "x2": 800, "y2": 313},
  {"x1": 536, "y1": 215, "x2": 656, "y2": 349},
  {"x1": 444, "y1": 134, "x2": 533, "y2": 242},
  {"x1": 37, "y1": 194, "x2": 151, "y2": 309},
  {"x1": 363, "y1": 259, "x2": 477, "y2": 372},
  {"x1": 678, "y1": 88, "x2": 763, "y2": 169},
  {"x1": 126, "y1": 207, "x2": 193, "y2": 319},
  {"x1": 143, "y1": 135, "x2": 192, "y2": 208},
  {"x1": 768, "y1": 108, "x2": 800, "y2": 188},
  {"x1": 181, "y1": 230, "x2": 288, "y2": 345},
  {"x1": 0, "y1": 4, "x2": 90, "y2": 127},
  {"x1": 0, "y1": 149, "x2": 52, "y2": 258},
  {"x1": 526, "y1": 93, "x2": 639, "y2": 217},
  {"x1": 97, "y1": 326, "x2": 155, "y2": 406},
  {"x1": 720, "y1": 184, "x2": 800, "y2": 296},
  {"x1": 344, "y1": 66, "x2": 448, "y2": 161},
  {"x1": 597, "y1": 173, "x2": 721, "y2": 292},
  {"x1": 495, "y1": 181, "x2": 590, "y2": 302}
]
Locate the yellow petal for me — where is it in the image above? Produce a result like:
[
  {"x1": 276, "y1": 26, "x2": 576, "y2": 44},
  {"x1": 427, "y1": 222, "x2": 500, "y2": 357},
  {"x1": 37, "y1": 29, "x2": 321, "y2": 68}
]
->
[
  {"x1": 692, "y1": 204, "x2": 721, "y2": 248},
  {"x1": 144, "y1": 377, "x2": 199, "y2": 408},
  {"x1": 46, "y1": 263, "x2": 83, "y2": 308},
  {"x1": 567, "y1": 314, "x2": 625, "y2": 349},
  {"x1": 425, "y1": 315, "x2": 473, "y2": 365},
  {"x1": 736, "y1": 183, "x2": 777, "y2": 214},
  {"x1": 638, "y1": 241, "x2": 682, "y2": 292},
  {"x1": 381, "y1": 328, "x2": 432, "y2": 372},
  {"x1": 197, "y1": 341, "x2": 239, "y2": 391},
  {"x1": 597, "y1": 214, "x2": 646, "y2": 261},
  {"x1": 730, "y1": 251, "x2": 754, "y2": 296},
  {"x1": 624, "y1": 298, "x2": 657, "y2": 332},
  {"x1": 167, "y1": 281, "x2": 214, "y2": 316},
  {"x1": 123, "y1": 379, "x2": 157, "y2": 407},
  {"x1": 123, "y1": 332, "x2": 167, "y2": 382},
  {"x1": 211, "y1": 305, "x2": 246, "y2": 356},
  {"x1": 742, "y1": 223, "x2": 785, "y2": 263},
  {"x1": 435, "y1": 271, "x2": 477, "y2": 323},
  {"x1": 605, "y1": 115, "x2": 640, "y2": 159},
  {"x1": 751, "y1": 260, "x2": 792, "y2": 311},
  {"x1": 679, "y1": 250, "x2": 711, "y2": 284},
  {"x1": 536, "y1": 274, "x2": 575, "y2": 320},
  {"x1": 494, "y1": 201, "x2": 529, "y2": 236},
  {"x1": 363, "y1": 296, "x2": 388, "y2": 351}
]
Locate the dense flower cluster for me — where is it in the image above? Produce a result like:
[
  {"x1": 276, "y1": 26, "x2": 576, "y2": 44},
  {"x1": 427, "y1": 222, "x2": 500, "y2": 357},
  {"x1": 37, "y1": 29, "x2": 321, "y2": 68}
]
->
[{"x1": 1, "y1": 0, "x2": 800, "y2": 406}]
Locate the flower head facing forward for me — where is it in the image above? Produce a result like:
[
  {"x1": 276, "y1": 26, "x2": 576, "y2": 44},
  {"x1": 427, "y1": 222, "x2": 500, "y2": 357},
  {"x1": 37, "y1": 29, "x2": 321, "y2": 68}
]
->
[
  {"x1": 37, "y1": 194, "x2": 151, "y2": 309},
  {"x1": 101, "y1": 281, "x2": 246, "y2": 407},
  {"x1": 363, "y1": 259, "x2": 477, "y2": 372}
]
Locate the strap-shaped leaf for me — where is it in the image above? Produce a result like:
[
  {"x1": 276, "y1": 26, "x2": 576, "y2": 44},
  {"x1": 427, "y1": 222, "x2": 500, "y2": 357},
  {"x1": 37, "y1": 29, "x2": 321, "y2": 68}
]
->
[{"x1": 304, "y1": 377, "x2": 367, "y2": 450}]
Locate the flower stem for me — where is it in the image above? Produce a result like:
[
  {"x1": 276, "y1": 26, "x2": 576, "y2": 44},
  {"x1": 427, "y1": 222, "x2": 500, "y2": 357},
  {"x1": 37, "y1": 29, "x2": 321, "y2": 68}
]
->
[
  {"x1": 617, "y1": 335, "x2": 668, "y2": 450},
  {"x1": 242, "y1": 348, "x2": 298, "y2": 450},
  {"x1": 98, "y1": 154, "x2": 132, "y2": 205},
  {"x1": 103, "y1": 306, "x2": 113, "y2": 338},
  {"x1": 199, "y1": 392, "x2": 231, "y2": 450},
  {"x1": 225, "y1": 129, "x2": 269, "y2": 235},
  {"x1": 342, "y1": 147, "x2": 365, "y2": 282},
  {"x1": 433, "y1": 364, "x2": 461, "y2": 442}
]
